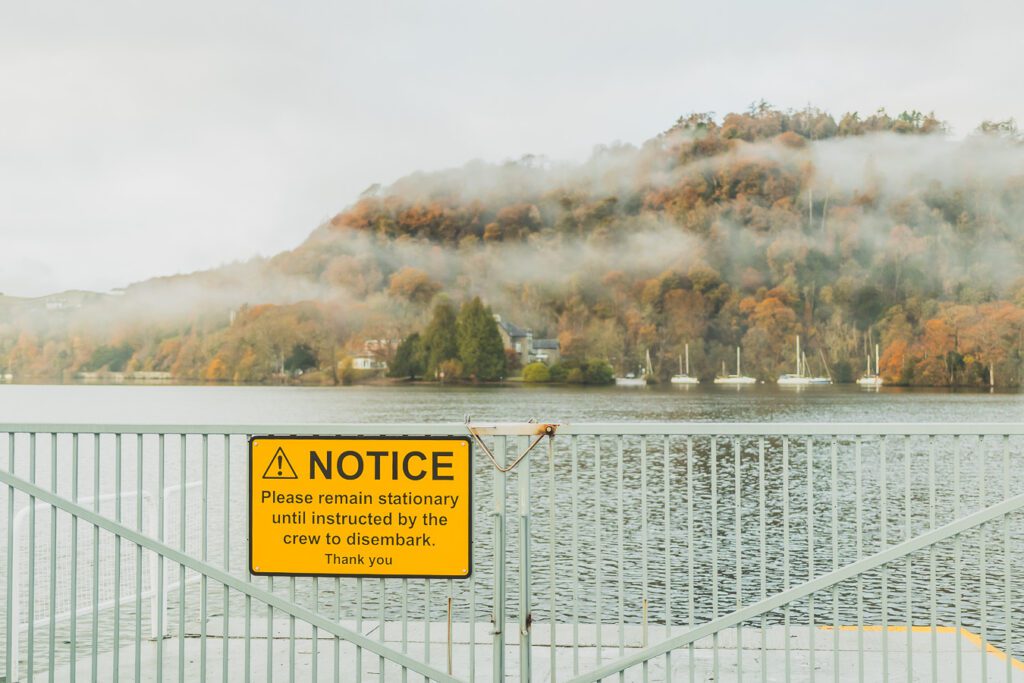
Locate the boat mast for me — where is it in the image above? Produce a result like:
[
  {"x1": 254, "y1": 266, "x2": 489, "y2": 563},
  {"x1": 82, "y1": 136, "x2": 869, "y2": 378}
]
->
[
  {"x1": 796, "y1": 335, "x2": 801, "y2": 376},
  {"x1": 736, "y1": 347, "x2": 741, "y2": 376},
  {"x1": 685, "y1": 343, "x2": 690, "y2": 375},
  {"x1": 817, "y1": 348, "x2": 832, "y2": 381},
  {"x1": 875, "y1": 344, "x2": 880, "y2": 376}
]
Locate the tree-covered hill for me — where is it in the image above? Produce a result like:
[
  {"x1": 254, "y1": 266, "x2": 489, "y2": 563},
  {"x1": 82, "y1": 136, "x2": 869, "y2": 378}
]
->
[{"x1": 4, "y1": 105, "x2": 1024, "y2": 386}]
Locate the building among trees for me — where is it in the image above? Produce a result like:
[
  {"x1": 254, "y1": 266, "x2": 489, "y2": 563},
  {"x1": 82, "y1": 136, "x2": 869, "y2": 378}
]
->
[{"x1": 494, "y1": 315, "x2": 561, "y2": 366}]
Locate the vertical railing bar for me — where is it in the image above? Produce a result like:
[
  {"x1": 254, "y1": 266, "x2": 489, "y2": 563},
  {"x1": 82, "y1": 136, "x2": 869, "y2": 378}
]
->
[
  {"x1": 904, "y1": 435, "x2": 912, "y2": 682},
  {"x1": 157, "y1": 433, "x2": 166, "y2": 682},
  {"x1": 401, "y1": 578, "x2": 409, "y2": 683},
  {"x1": 267, "y1": 575, "x2": 275, "y2": 681},
  {"x1": 733, "y1": 437, "x2": 742, "y2": 683},
  {"x1": 447, "y1": 578, "x2": 454, "y2": 679},
  {"x1": 1002, "y1": 435, "x2": 1011, "y2": 683},
  {"x1": 595, "y1": 436, "x2": 603, "y2": 667},
  {"x1": 469, "y1": 438, "x2": 476, "y2": 683},
  {"x1": 135, "y1": 433, "x2": 143, "y2": 682},
  {"x1": 617, "y1": 434, "x2": 625, "y2": 677},
  {"x1": 114, "y1": 434, "x2": 123, "y2": 678},
  {"x1": 91, "y1": 433, "x2": 101, "y2": 681},
  {"x1": 663, "y1": 435, "x2": 671, "y2": 683},
  {"x1": 953, "y1": 436, "x2": 961, "y2": 682},
  {"x1": 244, "y1": 489, "x2": 252, "y2": 682},
  {"x1": 758, "y1": 436, "x2": 766, "y2": 683},
  {"x1": 222, "y1": 433, "x2": 231, "y2": 683},
  {"x1": 49, "y1": 433, "x2": 58, "y2": 682},
  {"x1": 806, "y1": 436, "x2": 815, "y2": 683},
  {"x1": 571, "y1": 435, "x2": 580, "y2": 677},
  {"x1": 550, "y1": 434, "x2": 558, "y2": 683},
  {"x1": 979, "y1": 435, "x2": 987, "y2": 683},
  {"x1": 312, "y1": 576, "x2": 319, "y2": 683},
  {"x1": 356, "y1": 577, "x2": 364, "y2": 683},
  {"x1": 491, "y1": 434, "x2": 506, "y2": 683},
  {"x1": 782, "y1": 436, "x2": 790, "y2": 682},
  {"x1": 70, "y1": 433, "x2": 80, "y2": 682},
  {"x1": 928, "y1": 435, "x2": 937, "y2": 683},
  {"x1": 246, "y1": 470, "x2": 253, "y2": 683},
  {"x1": 27, "y1": 432, "x2": 36, "y2": 681},
  {"x1": 641, "y1": 435, "x2": 650, "y2": 683},
  {"x1": 425, "y1": 577, "x2": 432, "y2": 679},
  {"x1": 334, "y1": 576, "x2": 341, "y2": 683},
  {"x1": 880, "y1": 436, "x2": 888, "y2": 682},
  {"x1": 711, "y1": 436, "x2": 719, "y2": 682},
  {"x1": 854, "y1": 436, "x2": 863, "y2": 683},
  {"x1": 179, "y1": 434, "x2": 187, "y2": 683},
  {"x1": 518, "y1": 434, "x2": 532, "y2": 683},
  {"x1": 290, "y1": 577, "x2": 299, "y2": 683},
  {"x1": 4, "y1": 432, "x2": 15, "y2": 683},
  {"x1": 201, "y1": 434, "x2": 209, "y2": 680},
  {"x1": 379, "y1": 578, "x2": 386, "y2": 683},
  {"x1": 831, "y1": 436, "x2": 839, "y2": 679},
  {"x1": 686, "y1": 435, "x2": 694, "y2": 683}
]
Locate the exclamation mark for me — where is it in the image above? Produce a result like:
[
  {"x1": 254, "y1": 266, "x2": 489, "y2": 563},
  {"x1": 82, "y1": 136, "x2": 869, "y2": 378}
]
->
[{"x1": 277, "y1": 454, "x2": 283, "y2": 477}]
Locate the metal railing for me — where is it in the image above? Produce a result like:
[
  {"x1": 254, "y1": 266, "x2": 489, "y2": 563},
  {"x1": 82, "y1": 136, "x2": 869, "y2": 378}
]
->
[
  {"x1": 1, "y1": 422, "x2": 1022, "y2": 682},
  {"x1": 9, "y1": 481, "x2": 202, "y2": 670}
]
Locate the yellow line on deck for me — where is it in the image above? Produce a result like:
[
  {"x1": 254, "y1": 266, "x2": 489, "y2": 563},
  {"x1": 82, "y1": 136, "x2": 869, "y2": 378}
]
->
[{"x1": 818, "y1": 625, "x2": 1024, "y2": 671}]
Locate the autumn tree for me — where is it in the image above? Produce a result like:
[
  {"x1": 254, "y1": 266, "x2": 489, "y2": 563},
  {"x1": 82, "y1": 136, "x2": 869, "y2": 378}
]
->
[{"x1": 388, "y1": 267, "x2": 441, "y2": 304}]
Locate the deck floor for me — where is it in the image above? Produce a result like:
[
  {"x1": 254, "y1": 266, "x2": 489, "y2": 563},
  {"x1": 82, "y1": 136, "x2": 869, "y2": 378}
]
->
[{"x1": 42, "y1": 620, "x2": 1024, "y2": 681}]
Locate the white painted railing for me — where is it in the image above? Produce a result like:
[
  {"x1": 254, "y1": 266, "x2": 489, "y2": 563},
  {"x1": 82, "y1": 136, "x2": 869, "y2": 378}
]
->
[{"x1": 0, "y1": 423, "x2": 1021, "y2": 681}]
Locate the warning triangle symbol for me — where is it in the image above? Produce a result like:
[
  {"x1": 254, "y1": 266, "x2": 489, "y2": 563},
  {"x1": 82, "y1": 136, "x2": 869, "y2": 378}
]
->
[{"x1": 262, "y1": 447, "x2": 299, "y2": 479}]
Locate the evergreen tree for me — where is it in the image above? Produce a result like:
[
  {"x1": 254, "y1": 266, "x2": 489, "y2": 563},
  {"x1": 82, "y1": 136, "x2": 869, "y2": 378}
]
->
[
  {"x1": 283, "y1": 343, "x2": 318, "y2": 373},
  {"x1": 422, "y1": 300, "x2": 459, "y2": 377},
  {"x1": 388, "y1": 333, "x2": 424, "y2": 379},
  {"x1": 456, "y1": 297, "x2": 506, "y2": 381}
]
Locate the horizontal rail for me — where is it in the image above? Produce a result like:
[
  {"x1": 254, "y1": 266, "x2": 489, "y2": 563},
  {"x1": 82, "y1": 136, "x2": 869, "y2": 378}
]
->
[
  {"x1": 0, "y1": 466, "x2": 461, "y2": 683},
  {"x1": 2, "y1": 422, "x2": 1024, "y2": 435},
  {"x1": 567, "y1": 490, "x2": 1024, "y2": 683},
  {"x1": 3, "y1": 423, "x2": 1022, "y2": 681}
]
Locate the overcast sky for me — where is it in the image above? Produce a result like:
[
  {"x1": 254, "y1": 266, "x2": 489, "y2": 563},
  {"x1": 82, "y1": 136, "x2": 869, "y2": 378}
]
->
[{"x1": 1, "y1": 0, "x2": 1021, "y2": 297}]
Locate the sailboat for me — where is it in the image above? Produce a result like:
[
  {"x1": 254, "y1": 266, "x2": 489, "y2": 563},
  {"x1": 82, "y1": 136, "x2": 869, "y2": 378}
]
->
[
  {"x1": 778, "y1": 336, "x2": 832, "y2": 385},
  {"x1": 777, "y1": 335, "x2": 811, "y2": 386},
  {"x1": 671, "y1": 343, "x2": 700, "y2": 385},
  {"x1": 615, "y1": 349, "x2": 651, "y2": 387},
  {"x1": 857, "y1": 344, "x2": 884, "y2": 387},
  {"x1": 805, "y1": 351, "x2": 832, "y2": 384},
  {"x1": 714, "y1": 347, "x2": 756, "y2": 385}
]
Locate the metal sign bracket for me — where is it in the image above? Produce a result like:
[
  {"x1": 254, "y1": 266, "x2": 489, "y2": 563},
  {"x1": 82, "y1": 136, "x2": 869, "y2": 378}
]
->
[{"x1": 464, "y1": 418, "x2": 560, "y2": 473}]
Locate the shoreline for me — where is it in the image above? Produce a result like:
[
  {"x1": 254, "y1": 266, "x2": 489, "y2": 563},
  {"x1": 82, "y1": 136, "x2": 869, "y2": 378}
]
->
[{"x1": 0, "y1": 378, "x2": 1020, "y2": 394}]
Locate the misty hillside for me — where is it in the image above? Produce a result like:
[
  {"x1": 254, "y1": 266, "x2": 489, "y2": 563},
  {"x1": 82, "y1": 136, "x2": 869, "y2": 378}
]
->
[{"x1": 3, "y1": 106, "x2": 1024, "y2": 386}]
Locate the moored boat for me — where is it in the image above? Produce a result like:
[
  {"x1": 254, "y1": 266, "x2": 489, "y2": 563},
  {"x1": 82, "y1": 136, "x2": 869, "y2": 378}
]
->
[
  {"x1": 714, "y1": 347, "x2": 757, "y2": 385},
  {"x1": 858, "y1": 344, "x2": 884, "y2": 387},
  {"x1": 671, "y1": 343, "x2": 699, "y2": 385}
]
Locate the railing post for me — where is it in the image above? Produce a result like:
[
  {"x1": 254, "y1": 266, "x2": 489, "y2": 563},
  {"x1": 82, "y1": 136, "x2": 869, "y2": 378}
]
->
[
  {"x1": 518, "y1": 435, "x2": 533, "y2": 681},
  {"x1": 492, "y1": 435, "x2": 507, "y2": 682},
  {"x1": 9, "y1": 505, "x2": 23, "y2": 683}
]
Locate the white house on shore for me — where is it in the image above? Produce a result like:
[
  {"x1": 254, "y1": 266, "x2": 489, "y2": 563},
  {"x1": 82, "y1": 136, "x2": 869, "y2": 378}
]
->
[
  {"x1": 350, "y1": 338, "x2": 397, "y2": 371},
  {"x1": 351, "y1": 355, "x2": 387, "y2": 371}
]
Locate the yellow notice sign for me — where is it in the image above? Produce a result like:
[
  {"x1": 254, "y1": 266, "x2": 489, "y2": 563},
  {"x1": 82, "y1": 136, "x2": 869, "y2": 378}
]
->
[{"x1": 249, "y1": 436, "x2": 472, "y2": 578}]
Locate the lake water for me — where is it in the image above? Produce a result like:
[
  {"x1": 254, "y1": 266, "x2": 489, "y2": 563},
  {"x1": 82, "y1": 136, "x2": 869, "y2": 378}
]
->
[
  {"x1": 0, "y1": 382, "x2": 1021, "y2": 424},
  {"x1": 1, "y1": 383, "x2": 1022, "y2": 674}
]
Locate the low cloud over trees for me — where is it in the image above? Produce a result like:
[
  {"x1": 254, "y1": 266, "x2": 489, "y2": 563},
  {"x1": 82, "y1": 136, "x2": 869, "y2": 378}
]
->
[{"x1": 4, "y1": 104, "x2": 1024, "y2": 386}]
